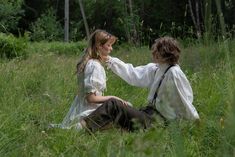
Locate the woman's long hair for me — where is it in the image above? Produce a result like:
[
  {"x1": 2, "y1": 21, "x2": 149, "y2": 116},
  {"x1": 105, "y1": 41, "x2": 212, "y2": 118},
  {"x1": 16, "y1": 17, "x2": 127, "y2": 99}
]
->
[{"x1": 76, "y1": 29, "x2": 117, "y2": 75}]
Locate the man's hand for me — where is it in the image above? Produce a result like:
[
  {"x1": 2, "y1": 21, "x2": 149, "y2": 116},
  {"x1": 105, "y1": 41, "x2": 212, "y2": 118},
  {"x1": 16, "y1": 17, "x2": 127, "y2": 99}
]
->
[{"x1": 102, "y1": 55, "x2": 111, "y2": 62}]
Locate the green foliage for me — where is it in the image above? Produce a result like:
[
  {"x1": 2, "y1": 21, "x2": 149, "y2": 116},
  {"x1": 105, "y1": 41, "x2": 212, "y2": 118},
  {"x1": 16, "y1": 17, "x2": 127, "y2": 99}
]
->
[
  {"x1": 30, "y1": 8, "x2": 63, "y2": 41},
  {"x1": 69, "y1": 21, "x2": 85, "y2": 41},
  {"x1": 0, "y1": 0, "x2": 24, "y2": 33},
  {"x1": 0, "y1": 0, "x2": 235, "y2": 43},
  {"x1": 0, "y1": 33, "x2": 28, "y2": 59},
  {"x1": 0, "y1": 40, "x2": 235, "y2": 156},
  {"x1": 28, "y1": 41, "x2": 87, "y2": 56}
]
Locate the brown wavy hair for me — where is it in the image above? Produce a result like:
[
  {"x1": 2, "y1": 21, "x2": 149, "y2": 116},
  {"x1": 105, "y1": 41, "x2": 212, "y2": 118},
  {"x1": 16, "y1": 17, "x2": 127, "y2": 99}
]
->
[
  {"x1": 151, "y1": 36, "x2": 180, "y2": 65},
  {"x1": 76, "y1": 29, "x2": 117, "y2": 74}
]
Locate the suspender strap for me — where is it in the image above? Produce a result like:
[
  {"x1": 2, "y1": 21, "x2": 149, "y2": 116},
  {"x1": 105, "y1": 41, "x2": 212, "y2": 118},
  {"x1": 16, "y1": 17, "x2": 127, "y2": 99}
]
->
[
  {"x1": 148, "y1": 64, "x2": 174, "y2": 125},
  {"x1": 152, "y1": 64, "x2": 175, "y2": 104}
]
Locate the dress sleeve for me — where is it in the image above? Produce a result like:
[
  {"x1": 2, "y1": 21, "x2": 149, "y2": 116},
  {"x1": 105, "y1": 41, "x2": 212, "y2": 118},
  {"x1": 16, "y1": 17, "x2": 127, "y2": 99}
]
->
[
  {"x1": 84, "y1": 61, "x2": 106, "y2": 94},
  {"x1": 106, "y1": 57, "x2": 157, "y2": 88}
]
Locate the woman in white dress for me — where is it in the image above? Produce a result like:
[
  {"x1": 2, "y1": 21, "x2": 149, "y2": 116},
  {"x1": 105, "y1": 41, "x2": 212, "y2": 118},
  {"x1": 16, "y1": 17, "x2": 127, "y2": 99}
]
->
[{"x1": 51, "y1": 29, "x2": 128, "y2": 129}]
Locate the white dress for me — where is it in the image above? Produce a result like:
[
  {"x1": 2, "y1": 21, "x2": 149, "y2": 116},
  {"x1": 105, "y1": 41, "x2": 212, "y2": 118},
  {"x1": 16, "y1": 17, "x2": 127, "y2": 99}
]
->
[
  {"x1": 106, "y1": 57, "x2": 199, "y2": 120},
  {"x1": 52, "y1": 59, "x2": 107, "y2": 129}
]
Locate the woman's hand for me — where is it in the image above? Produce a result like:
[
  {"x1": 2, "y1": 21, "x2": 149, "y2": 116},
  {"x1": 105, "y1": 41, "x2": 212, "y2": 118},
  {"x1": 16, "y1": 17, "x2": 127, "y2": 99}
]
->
[{"x1": 110, "y1": 96, "x2": 129, "y2": 106}]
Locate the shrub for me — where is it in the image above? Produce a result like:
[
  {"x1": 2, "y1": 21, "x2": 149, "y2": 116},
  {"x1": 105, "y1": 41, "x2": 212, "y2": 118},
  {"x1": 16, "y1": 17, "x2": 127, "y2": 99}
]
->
[
  {"x1": 0, "y1": 33, "x2": 28, "y2": 59},
  {"x1": 30, "y1": 8, "x2": 63, "y2": 41},
  {"x1": 0, "y1": 0, "x2": 24, "y2": 33},
  {"x1": 48, "y1": 41, "x2": 87, "y2": 55},
  {"x1": 29, "y1": 41, "x2": 87, "y2": 56}
]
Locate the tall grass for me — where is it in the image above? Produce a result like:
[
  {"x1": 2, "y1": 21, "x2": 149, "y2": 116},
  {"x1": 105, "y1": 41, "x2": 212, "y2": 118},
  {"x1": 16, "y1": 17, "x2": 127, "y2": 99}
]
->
[{"x1": 0, "y1": 40, "x2": 235, "y2": 156}]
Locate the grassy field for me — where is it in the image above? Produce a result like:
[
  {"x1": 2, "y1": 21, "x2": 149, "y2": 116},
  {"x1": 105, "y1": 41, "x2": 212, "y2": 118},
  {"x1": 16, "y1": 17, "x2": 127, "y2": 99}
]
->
[{"x1": 0, "y1": 40, "x2": 235, "y2": 157}]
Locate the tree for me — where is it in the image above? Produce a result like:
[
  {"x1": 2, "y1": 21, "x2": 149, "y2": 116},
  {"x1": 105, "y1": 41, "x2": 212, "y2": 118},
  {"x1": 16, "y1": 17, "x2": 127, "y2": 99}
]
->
[
  {"x1": 188, "y1": 0, "x2": 204, "y2": 38},
  {"x1": 78, "y1": 0, "x2": 90, "y2": 39},
  {"x1": 204, "y1": 0, "x2": 212, "y2": 39},
  {"x1": 4, "y1": 0, "x2": 234, "y2": 42},
  {"x1": 127, "y1": 0, "x2": 139, "y2": 45},
  {"x1": 0, "y1": 0, "x2": 24, "y2": 33},
  {"x1": 30, "y1": 8, "x2": 63, "y2": 41},
  {"x1": 64, "y1": 0, "x2": 69, "y2": 42},
  {"x1": 215, "y1": 0, "x2": 226, "y2": 38}
]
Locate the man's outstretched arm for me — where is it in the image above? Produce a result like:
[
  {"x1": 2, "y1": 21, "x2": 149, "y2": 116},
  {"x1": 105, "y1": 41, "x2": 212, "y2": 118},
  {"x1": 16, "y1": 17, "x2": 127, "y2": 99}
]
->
[{"x1": 106, "y1": 56, "x2": 157, "y2": 88}]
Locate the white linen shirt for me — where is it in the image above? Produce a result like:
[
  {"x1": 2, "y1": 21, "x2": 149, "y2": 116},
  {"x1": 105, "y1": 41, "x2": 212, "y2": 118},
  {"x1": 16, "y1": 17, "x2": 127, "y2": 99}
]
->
[{"x1": 106, "y1": 57, "x2": 199, "y2": 120}]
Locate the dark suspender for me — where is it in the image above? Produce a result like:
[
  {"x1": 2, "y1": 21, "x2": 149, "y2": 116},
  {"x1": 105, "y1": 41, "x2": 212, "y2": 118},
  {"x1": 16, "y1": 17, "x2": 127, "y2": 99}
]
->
[
  {"x1": 149, "y1": 64, "x2": 175, "y2": 123},
  {"x1": 152, "y1": 64, "x2": 175, "y2": 104}
]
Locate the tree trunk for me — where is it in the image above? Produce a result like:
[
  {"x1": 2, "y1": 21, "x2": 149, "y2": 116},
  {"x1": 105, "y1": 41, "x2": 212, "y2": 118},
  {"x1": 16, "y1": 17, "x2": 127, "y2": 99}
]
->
[
  {"x1": 215, "y1": 0, "x2": 226, "y2": 38},
  {"x1": 128, "y1": 0, "x2": 138, "y2": 45},
  {"x1": 188, "y1": 0, "x2": 202, "y2": 38},
  {"x1": 204, "y1": 0, "x2": 212, "y2": 39},
  {"x1": 195, "y1": 0, "x2": 202, "y2": 38},
  {"x1": 78, "y1": 0, "x2": 90, "y2": 39},
  {"x1": 64, "y1": 0, "x2": 69, "y2": 42},
  {"x1": 123, "y1": 0, "x2": 131, "y2": 43}
]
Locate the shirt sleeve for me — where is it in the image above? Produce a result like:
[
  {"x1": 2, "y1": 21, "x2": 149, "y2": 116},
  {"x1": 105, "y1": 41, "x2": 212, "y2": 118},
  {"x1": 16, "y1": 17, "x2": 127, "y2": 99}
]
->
[
  {"x1": 157, "y1": 68, "x2": 199, "y2": 120},
  {"x1": 169, "y1": 69, "x2": 199, "y2": 120},
  {"x1": 106, "y1": 57, "x2": 157, "y2": 88},
  {"x1": 84, "y1": 61, "x2": 106, "y2": 94}
]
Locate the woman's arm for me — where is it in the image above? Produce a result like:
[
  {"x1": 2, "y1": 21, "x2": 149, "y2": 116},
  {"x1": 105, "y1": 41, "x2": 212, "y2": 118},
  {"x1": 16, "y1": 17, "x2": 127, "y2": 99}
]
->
[
  {"x1": 84, "y1": 60, "x2": 128, "y2": 105},
  {"x1": 86, "y1": 93, "x2": 128, "y2": 105},
  {"x1": 106, "y1": 57, "x2": 157, "y2": 88},
  {"x1": 86, "y1": 93, "x2": 113, "y2": 103}
]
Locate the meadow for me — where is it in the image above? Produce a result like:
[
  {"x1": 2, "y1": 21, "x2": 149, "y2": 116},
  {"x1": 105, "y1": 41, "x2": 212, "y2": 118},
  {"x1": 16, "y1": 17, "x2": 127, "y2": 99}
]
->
[{"x1": 0, "y1": 39, "x2": 235, "y2": 157}]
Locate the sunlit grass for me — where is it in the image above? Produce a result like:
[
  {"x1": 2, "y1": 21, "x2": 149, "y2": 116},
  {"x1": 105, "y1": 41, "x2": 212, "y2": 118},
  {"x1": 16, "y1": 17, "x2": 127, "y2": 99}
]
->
[{"x1": 0, "y1": 40, "x2": 235, "y2": 156}]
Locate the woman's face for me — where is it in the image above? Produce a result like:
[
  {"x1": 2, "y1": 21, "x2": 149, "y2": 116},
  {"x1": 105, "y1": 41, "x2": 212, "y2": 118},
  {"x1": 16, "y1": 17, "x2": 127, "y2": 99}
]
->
[{"x1": 98, "y1": 40, "x2": 113, "y2": 57}]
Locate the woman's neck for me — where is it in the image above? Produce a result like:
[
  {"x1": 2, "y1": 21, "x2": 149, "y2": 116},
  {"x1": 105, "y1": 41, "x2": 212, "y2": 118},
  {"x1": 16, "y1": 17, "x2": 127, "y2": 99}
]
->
[{"x1": 99, "y1": 55, "x2": 109, "y2": 63}]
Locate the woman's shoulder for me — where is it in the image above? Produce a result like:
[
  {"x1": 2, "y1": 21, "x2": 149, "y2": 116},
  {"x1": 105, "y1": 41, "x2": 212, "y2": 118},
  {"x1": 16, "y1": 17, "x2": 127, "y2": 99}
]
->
[
  {"x1": 87, "y1": 59, "x2": 101, "y2": 65},
  {"x1": 86, "y1": 59, "x2": 103, "y2": 68},
  {"x1": 85, "y1": 59, "x2": 104, "y2": 73}
]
